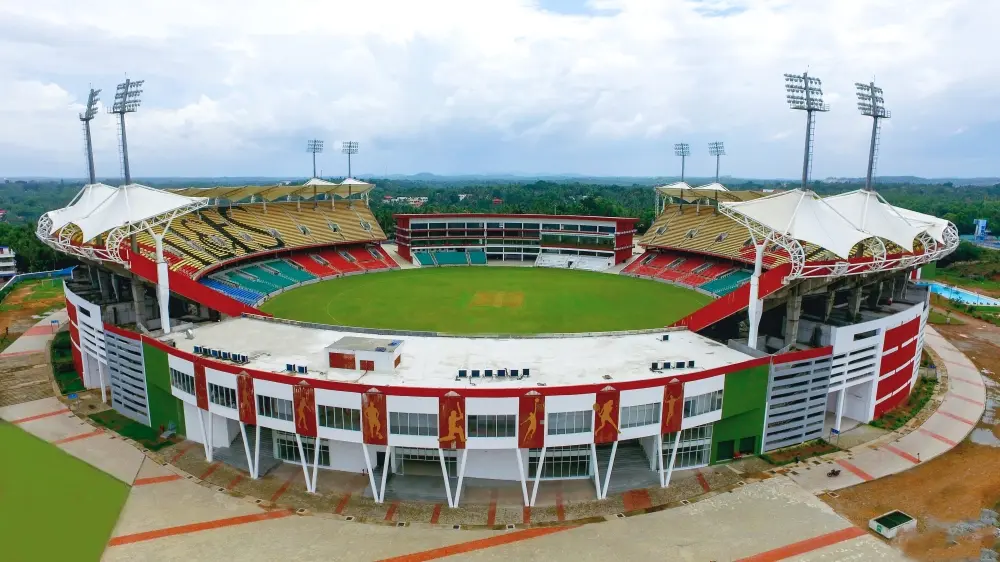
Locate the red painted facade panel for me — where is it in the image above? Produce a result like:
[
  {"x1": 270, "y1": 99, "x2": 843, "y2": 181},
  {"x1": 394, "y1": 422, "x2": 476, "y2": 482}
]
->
[
  {"x1": 128, "y1": 251, "x2": 265, "y2": 318},
  {"x1": 672, "y1": 263, "x2": 793, "y2": 332},
  {"x1": 593, "y1": 389, "x2": 621, "y2": 444},
  {"x1": 361, "y1": 391, "x2": 388, "y2": 445},
  {"x1": 329, "y1": 352, "x2": 356, "y2": 369},
  {"x1": 237, "y1": 371, "x2": 256, "y2": 425},
  {"x1": 193, "y1": 362, "x2": 209, "y2": 410},
  {"x1": 438, "y1": 394, "x2": 466, "y2": 449},
  {"x1": 518, "y1": 394, "x2": 545, "y2": 448},
  {"x1": 661, "y1": 381, "x2": 684, "y2": 434},
  {"x1": 293, "y1": 382, "x2": 317, "y2": 437}
]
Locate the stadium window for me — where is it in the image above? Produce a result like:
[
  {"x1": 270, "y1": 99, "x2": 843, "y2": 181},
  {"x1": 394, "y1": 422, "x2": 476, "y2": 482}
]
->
[
  {"x1": 662, "y1": 424, "x2": 713, "y2": 469},
  {"x1": 169, "y1": 368, "x2": 195, "y2": 395},
  {"x1": 504, "y1": 222, "x2": 522, "y2": 229},
  {"x1": 683, "y1": 390, "x2": 723, "y2": 418},
  {"x1": 257, "y1": 395, "x2": 294, "y2": 421},
  {"x1": 208, "y1": 383, "x2": 237, "y2": 409},
  {"x1": 523, "y1": 223, "x2": 539, "y2": 230},
  {"x1": 318, "y1": 405, "x2": 361, "y2": 431},
  {"x1": 528, "y1": 445, "x2": 591, "y2": 479},
  {"x1": 273, "y1": 431, "x2": 330, "y2": 465},
  {"x1": 620, "y1": 402, "x2": 661, "y2": 429},
  {"x1": 542, "y1": 223, "x2": 560, "y2": 230},
  {"x1": 388, "y1": 412, "x2": 438, "y2": 436},
  {"x1": 468, "y1": 414, "x2": 516, "y2": 438},
  {"x1": 547, "y1": 411, "x2": 592, "y2": 435},
  {"x1": 580, "y1": 225, "x2": 597, "y2": 232},
  {"x1": 598, "y1": 226, "x2": 615, "y2": 234}
]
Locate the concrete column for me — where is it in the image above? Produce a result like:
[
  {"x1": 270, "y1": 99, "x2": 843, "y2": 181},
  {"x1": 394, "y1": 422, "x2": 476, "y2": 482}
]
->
[
  {"x1": 823, "y1": 291, "x2": 836, "y2": 321},
  {"x1": 96, "y1": 269, "x2": 111, "y2": 300},
  {"x1": 784, "y1": 288, "x2": 803, "y2": 347},
  {"x1": 131, "y1": 278, "x2": 146, "y2": 327},
  {"x1": 895, "y1": 275, "x2": 908, "y2": 300},
  {"x1": 848, "y1": 287, "x2": 863, "y2": 320},
  {"x1": 867, "y1": 282, "x2": 883, "y2": 309}
]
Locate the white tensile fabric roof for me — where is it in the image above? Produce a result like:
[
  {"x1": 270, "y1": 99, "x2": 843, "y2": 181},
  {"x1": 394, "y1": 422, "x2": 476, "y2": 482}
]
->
[
  {"x1": 722, "y1": 189, "x2": 871, "y2": 259},
  {"x1": 891, "y1": 207, "x2": 951, "y2": 244},
  {"x1": 303, "y1": 177, "x2": 338, "y2": 186},
  {"x1": 44, "y1": 183, "x2": 118, "y2": 235},
  {"x1": 340, "y1": 177, "x2": 370, "y2": 186},
  {"x1": 823, "y1": 190, "x2": 926, "y2": 252},
  {"x1": 72, "y1": 184, "x2": 206, "y2": 242}
]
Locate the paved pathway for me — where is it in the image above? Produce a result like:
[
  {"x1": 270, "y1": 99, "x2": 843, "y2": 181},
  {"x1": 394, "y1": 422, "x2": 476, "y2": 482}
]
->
[
  {"x1": 788, "y1": 326, "x2": 987, "y2": 493},
  {"x1": 1, "y1": 308, "x2": 68, "y2": 357}
]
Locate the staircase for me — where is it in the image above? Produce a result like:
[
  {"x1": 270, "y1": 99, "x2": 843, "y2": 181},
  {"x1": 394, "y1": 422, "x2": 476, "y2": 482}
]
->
[{"x1": 596, "y1": 441, "x2": 660, "y2": 496}]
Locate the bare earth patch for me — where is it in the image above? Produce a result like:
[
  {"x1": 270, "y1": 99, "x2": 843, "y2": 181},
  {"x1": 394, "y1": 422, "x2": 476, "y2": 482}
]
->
[{"x1": 824, "y1": 309, "x2": 1000, "y2": 561}]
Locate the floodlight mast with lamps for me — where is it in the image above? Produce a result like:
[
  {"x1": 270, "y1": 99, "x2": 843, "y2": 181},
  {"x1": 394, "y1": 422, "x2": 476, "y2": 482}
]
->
[
  {"x1": 674, "y1": 143, "x2": 690, "y2": 184},
  {"x1": 784, "y1": 71, "x2": 829, "y2": 189},
  {"x1": 708, "y1": 141, "x2": 726, "y2": 183},
  {"x1": 342, "y1": 141, "x2": 359, "y2": 178},
  {"x1": 109, "y1": 78, "x2": 144, "y2": 185},
  {"x1": 306, "y1": 139, "x2": 324, "y2": 179},
  {"x1": 79, "y1": 88, "x2": 101, "y2": 185},
  {"x1": 856, "y1": 81, "x2": 891, "y2": 191}
]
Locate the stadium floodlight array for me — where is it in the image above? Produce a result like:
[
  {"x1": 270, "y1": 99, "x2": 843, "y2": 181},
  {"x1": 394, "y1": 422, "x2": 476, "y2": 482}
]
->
[
  {"x1": 708, "y1": 141, "x2": 726, "y2": 183},
  {"x1": 79, "y1": 88, "x2": 101, "y2": 185},
  {"x1": 674, "y1": 143, "x2": 691, "y2": 183},
  {"x1": 784, "y1": 72, "x2": 829, "y2": 189},
  {"x1": 856, "y1": 81, "x2": 891, "y2": 191},
  {"x1": 306, "y1": 139, "x2": 324, "y2": 179},
  {"x1": 109, "y1": 78, "x2": 144, "y2": 185},
  {"x1": 342, "y1": 141, "x2": 359, "y2": 178}
]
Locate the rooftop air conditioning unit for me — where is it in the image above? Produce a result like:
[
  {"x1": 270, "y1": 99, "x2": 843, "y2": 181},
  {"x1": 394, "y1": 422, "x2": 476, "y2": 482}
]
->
[
  {"x1": 297, "y1": 365, "x2": 308, "y2": 374},
  {"x1": 661, "y1": 334, "x2": 670, "y2": 342},
  {"x1": 458, "y1": 369, "x2": 468, "y2": 378},
  {"x1": 194, "y1": 346, "x2": 203, "y2": 354},
  {"x1": 286, "y1": 364, "x2": 295, "y2": 373}
]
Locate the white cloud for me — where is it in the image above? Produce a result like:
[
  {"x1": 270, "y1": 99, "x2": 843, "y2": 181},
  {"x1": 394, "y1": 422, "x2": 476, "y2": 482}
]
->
[{"x1": 0, "y1": 0, "x2": 997, "y2": 179}]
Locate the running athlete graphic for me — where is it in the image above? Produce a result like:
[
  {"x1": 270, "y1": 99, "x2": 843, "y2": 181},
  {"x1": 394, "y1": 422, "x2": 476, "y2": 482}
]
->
[
  {"x1": 594, "y1": 399, "x2": 620, "y2": 435},
  {"x1": 439, "y1": 403, "x2": 466, "y2": 446},
  {"x1": 365, "y1": 399, "x2": 384, "y2": 439}
]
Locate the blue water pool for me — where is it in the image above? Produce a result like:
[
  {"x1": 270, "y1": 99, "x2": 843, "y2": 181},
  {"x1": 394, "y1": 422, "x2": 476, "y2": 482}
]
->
[{"x1": 921, "y1": 282, "x2": 1000, "y2": 306}]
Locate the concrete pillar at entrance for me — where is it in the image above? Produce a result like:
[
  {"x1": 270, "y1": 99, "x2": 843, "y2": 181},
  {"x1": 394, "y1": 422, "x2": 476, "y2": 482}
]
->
[
  {"x1": 848, "y1": 287, "x2": 863, "y2": 321},
  {"x1": 867, "y1": 282, "x2": 883, "y2": 309},
  {"x1": 96, "y1": 269, "x2": 111, "y2": 300},
  {"x1": 784, "y1": 288, "x2": 803, "y2": 347}
]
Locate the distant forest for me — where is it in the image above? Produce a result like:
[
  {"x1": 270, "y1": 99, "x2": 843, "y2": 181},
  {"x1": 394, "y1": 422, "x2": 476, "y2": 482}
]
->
[{"x1": 1, "y1": 177, "x2": 998, "y2": 273}]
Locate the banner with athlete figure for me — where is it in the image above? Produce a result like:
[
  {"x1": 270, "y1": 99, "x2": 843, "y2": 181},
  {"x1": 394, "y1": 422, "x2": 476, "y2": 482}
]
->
[
  {"x1": 362, "y1": 390, "x2": 388, "y2": 446},
  {"x1": 236, "y1": 371, "x2": 256, "y2": 425},
  {"x1": 438, "y1": 394, "x2": 466, "y2": 449},
  {"x1": 661, "y1": 380, "x2": 684, "y2": 434},
  {"x1": 518, "y1": 394, "x2": 545, "y2": 449},
  {"x1": 593, "y1": 388, "x2": 621, "y2": 444},
  {"x1": 292, "y1": 381, "x2": 317, "y2": 437},
  {"x1": 193, "y1": 361, "x2": 209, "y2": 410}
]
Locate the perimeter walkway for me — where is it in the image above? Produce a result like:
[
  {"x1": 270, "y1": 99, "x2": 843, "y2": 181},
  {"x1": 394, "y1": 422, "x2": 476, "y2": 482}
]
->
[
  {"x1": 1, "y1": 308, "x2": 68, "y2": 357},
  {"x1": 788, "y1": 326, "x2": 987, "y2": 493}
]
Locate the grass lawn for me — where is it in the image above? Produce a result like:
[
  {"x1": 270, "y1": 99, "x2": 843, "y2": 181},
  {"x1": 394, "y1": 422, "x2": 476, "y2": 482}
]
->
[
  {"x1": 89, "y1": 410, "x2": 176, "y2": 451},
  {"x1": 261, "y1": 267, "x2": 713, "y2": 334},
  {"x1": 0, "y1": 421, "x2": 129, "y2": 561},
  {"x1": 927, "y1": 309, "x2": 964, "y2": 326},
  {"x1": 870, "y1": 377, "x2": 939, "y2": 431},
  {"x1": 761, "y1": 439, "x2": 840, "y2": 466}
]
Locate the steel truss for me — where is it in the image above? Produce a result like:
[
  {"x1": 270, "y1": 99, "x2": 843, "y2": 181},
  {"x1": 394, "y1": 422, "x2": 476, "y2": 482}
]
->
[
  {"x1": 719, "y1": 205, "x2": 958, "y2": 284},
  {"x1": 36, "y1": 199, "x2": 207, "y2": 266}
]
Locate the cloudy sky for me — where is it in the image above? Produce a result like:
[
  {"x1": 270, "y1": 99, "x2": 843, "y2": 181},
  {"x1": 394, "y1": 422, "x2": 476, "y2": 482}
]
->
[{"x1": 1, "y1": 0, "x2": 996, "y2": 180}]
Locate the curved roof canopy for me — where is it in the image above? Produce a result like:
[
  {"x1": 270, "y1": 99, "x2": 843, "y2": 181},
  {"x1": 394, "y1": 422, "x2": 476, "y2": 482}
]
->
[
  {"x1": 654, "y1": 181, "x2": 766, "y2": 203},
  {"x1": 890, "y1": 206, "x2": 951, "y2": 244},
  {"x1": 44, "y1": 183, "x2": 118, "y2": 235},
  {"x1": 167, "y1": 178, "x2": 374, "y2": 202},
  {"x1": 722, "y1": 189, "x2": 872, "y2": 259},
  {"x1": 72, "y1": 184, "x2": 207, "y2": 243},
  {"x1": 823, "y1": 190, "x2": 926, "y2": 252}
]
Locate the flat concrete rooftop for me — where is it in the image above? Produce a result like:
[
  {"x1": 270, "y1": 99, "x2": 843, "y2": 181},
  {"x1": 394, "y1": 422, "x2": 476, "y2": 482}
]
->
[{"x1": 167, "y1": 317, "x2": 755, "y2": 389}]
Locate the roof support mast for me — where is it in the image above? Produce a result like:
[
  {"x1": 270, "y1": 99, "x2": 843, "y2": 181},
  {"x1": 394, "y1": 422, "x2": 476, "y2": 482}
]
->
[
  {"x1": 80, "y1": 88, "x2": 101, "y2": 185},
  {"x1": 110, "y1": 78, "x2": 144, "y2": 185}
]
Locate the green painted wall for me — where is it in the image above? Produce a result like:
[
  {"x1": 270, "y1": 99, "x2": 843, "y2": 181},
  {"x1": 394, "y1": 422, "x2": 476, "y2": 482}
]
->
[
  {"x1": 143, "y1": 343, "x2": 186, "y2": 435},
  {"x1": 711, "y1": 363, "x2": 769, "y2": 463}
]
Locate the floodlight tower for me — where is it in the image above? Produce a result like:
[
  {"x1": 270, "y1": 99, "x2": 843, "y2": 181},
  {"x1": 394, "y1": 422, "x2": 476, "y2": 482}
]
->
[
  {"x1": 674, "y1": 143, "x2": 691, "y2": 183},
  {"x1": 784, "y1": 72, "x2": 829, "y2": 189},
  {"x1": 708, "y1": 141, "x2": 726, "y2": 183},
  {"x1": 79, "y1": 88, "x2": 101, "y2": 185},
  {"x1": 110, "y1": 78, "x2": 144, "y2": 185},
  {"x1": 306, "y1": 139, "x2": 324, "y2": 179},
  {"x1": 856, "y1": 81, "x2": 891, "y2": 191},
  {"x1": 342, "y1": 141, "x2": 359, "y2": 178}
]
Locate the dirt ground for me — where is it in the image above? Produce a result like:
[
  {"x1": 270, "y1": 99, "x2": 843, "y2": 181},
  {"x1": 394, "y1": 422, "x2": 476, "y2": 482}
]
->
[
  {"x1": 0, "y1": 280, "x2": 66, "y2": 346},
  {"x1": 824, "y1": 307, "x2": 1000, "y2": 561}
]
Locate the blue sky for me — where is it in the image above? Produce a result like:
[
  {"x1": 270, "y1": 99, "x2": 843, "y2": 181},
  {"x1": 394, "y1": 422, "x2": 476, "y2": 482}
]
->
[{"x1": 0, "y1": 0, "x2": 997, "y2": 180}]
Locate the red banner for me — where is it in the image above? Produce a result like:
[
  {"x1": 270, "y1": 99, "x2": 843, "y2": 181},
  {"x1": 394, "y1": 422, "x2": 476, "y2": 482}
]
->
[
  {"x1": 593, "y1": 388, "x2": 621, "y2": 444},
  {"x1": 438, "y1": 394, "x2": 466, "y2": 449},
  {"x1": 518, "y1": 394, "x2": 545, "y2": 448},
  {"x1": 194, "y1": 361, "x2": 209, "y2": 410},
  {"x1": 362, "y1": 390, "x2": 388, "y2": 445},
  {"x1": 236, "y1": 371, "x2": 256, "y2": 425},
  {"x1": 661, "y1": 380, "x2": 684, "y2": 434},
  {"x1": 293, "y1": 381, "x2": 317, "y2": 437}
]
